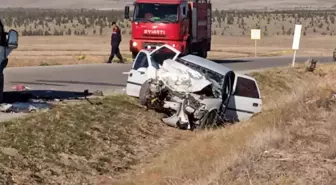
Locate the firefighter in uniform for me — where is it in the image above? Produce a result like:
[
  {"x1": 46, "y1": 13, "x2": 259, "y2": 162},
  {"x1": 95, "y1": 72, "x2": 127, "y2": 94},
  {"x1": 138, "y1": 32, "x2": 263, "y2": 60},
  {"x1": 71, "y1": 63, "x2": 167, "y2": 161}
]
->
[{"x1": 107, "y1": 21, "x2": 124, "y2": 63}]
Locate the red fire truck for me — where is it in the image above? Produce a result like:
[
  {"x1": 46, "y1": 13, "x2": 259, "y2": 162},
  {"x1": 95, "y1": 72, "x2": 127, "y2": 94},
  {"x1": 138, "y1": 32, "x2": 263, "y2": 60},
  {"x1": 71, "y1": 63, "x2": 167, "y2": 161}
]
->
[{"x1": 124, "y1": 0, "x2": 212, "y2": 59}]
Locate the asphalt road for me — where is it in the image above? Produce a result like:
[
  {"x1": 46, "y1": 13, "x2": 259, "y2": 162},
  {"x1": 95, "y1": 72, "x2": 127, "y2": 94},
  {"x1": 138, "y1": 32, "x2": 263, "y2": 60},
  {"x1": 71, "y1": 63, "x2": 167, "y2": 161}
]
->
[{"x1": 3, "y1": 55, "x2": 333, "y2": 95}]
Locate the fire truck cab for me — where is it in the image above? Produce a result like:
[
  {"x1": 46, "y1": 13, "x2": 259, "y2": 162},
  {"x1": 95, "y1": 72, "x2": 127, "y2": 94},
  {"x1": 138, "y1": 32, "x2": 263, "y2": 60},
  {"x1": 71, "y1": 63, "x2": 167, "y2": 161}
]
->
[{"x1": 124, "y1": 0, "x2": 212, "y2": 59}]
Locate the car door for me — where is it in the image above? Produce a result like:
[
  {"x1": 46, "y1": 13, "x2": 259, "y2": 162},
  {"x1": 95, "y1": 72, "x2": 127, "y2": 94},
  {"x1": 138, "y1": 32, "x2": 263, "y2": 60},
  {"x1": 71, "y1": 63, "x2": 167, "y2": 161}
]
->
[
  {"x1": 125, "y1": 50, "x2": 151, "y2": 97},
  {"x1": 224, "y1": 73, "x2": 262, "y2": 122}
]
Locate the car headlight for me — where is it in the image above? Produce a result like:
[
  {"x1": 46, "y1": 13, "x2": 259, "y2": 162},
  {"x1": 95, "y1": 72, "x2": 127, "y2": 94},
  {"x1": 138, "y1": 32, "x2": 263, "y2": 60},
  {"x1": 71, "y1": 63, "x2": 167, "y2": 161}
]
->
[{"x1": 185, "y1": 106, "x2": 195, "y2": 114}]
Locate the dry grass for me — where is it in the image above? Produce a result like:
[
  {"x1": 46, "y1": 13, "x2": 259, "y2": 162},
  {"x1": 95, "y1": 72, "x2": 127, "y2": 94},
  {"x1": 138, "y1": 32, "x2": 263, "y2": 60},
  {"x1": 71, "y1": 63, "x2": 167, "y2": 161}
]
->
[
  {"x1": 0, "y1": 95, "x2": 189, "y2": 184},
  {"x1": 7, "y1": 35, "x2": 335, "y2": 67},
  {"x1": 107, "y1": 63, "x2": 336, "y2": 185},
  {"x1": 0, "y1": 62, "x2": 336, "y2": 184},
  {"x1": 1, "y1": 0, "x2": 335, "y2": 9}
]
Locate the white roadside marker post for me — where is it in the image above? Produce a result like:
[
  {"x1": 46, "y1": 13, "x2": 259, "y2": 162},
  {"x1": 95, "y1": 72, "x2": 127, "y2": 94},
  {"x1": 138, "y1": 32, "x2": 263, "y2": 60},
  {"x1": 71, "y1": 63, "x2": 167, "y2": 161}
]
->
[
  {"x1": 251, "y1": 29, "x2": 261, "y2": 58},
  {"x1": 292, "y1": 24, "x2": 302, "y2": 67}
]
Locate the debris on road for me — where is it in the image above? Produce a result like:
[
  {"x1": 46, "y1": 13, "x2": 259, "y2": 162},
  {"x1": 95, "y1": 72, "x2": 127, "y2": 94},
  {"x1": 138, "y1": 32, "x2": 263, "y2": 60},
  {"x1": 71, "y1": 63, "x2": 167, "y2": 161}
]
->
[
  {"x1": 0, "y1": 89, "x2": 103, "y2": 114},
  {"x1": 0, "y1": 102, "x2": 51, "y2": 113},
  {"x1": 92, "y1": 90, "x2": 104, "y2": 96},
  {"x1": 11, "y1": 84, "x2": 31, "y2": 91}
]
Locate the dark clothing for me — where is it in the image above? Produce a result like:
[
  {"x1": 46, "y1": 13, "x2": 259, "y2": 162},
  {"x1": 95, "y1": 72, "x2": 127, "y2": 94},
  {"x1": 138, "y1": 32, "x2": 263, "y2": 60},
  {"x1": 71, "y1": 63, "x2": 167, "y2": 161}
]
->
[
  {"x1": 107, "y1": 26, "x2": 124, "y2": 63},
  {"x1": 107, "y1": 46, "x2": 123, "y2": 63},
  {"x1": 111, "y1": 26, "x2": 122, "y2": 46}
]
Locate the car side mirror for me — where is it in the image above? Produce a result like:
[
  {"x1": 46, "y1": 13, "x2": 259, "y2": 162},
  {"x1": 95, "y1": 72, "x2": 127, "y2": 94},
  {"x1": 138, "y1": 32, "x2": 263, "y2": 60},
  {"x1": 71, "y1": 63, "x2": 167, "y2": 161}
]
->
[
  {"x1": 7, "y1": 29, "x2": 18, "y2": 49},
  {"x1": 125, "y1": 6, "x2": 130, "y2": 19}
]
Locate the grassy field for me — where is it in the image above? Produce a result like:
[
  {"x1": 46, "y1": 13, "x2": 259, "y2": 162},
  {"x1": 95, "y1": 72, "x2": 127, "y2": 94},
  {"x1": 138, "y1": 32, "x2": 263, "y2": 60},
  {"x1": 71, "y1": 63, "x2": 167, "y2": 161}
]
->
[
  {"x1": 0, "y1": 95, "x2": 191, "y2": 184},
  {"x1": 2, "y1": 8, "x2": 336, "y2": 37},
  {"x1": 1, "y1": 7, "x2": 336, "y2": 185},
  {"x1": 107, "y1": 63, "x2": 336, "y2": 185},
  {"x1": 1, "y1": 8, "x2": 335, "y2": 67},
  {"x1": 0, "y1": 0, "x2": 335, "y2": 9},
  {"x1": 0, "y1": 62, "x2": 335, "y2": 184},
  {"x1": 7, "y1": 35, "x2": 335, "y2": 67}
]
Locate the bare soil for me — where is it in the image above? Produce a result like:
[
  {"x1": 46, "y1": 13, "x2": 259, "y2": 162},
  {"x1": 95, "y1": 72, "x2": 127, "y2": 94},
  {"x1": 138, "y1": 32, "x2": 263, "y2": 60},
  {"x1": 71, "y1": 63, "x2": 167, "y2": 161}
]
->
[
  {"x1": 0, "y1": 0, "x2": 335, "y2": 10},
  {"x1": 7, "y1": 35, "x2": 335, "y2": 67},
  {"x1": 107, "y1": 63, "x2": 336, "y2": 185},
  {"x1": 0, "y1": 95, "x2": 191, "y2": 184},
  {"x1": 0, "y1": 62, "x2": 335, "y2": 185}
]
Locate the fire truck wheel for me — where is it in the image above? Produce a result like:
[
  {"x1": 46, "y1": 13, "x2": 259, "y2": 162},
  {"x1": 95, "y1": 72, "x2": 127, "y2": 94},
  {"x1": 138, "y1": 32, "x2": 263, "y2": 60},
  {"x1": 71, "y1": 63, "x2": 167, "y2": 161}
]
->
[
  {"x1": 185, "y1": 43, "x2": 191, "y2": 55},
  {"x1": 202, "y1": 51, "x2": 208, "y2": 58},
  {"x1": 132, "y1": 52, "x2": 138, "y2": 59},
  {"x1": 197, "y1": 50, "x2": 207, "y2": 58}
]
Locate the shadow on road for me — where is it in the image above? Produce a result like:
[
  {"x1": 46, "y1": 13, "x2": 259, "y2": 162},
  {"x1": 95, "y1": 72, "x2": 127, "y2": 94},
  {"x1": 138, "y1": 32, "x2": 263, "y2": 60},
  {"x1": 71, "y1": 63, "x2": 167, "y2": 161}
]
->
[
  {"x1": 212, "y1": 59, "x2": 253, "y2": 64},
  {"x1": 10, "y1": 80, "x2": 126, "y2": 87},
  {"x1": 2, "y1": 90, "x2": 93, "y2": 103},
  {"x1": 9, "y1": 81, "x2": 67, "y2": 87},
  {"x1": 38, "y1": 80, "x2": 126, "y2": 87}
]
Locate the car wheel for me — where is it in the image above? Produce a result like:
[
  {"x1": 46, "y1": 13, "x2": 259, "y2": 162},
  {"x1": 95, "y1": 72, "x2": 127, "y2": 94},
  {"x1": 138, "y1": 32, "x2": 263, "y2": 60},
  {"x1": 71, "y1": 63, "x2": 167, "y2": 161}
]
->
[
  {"x1": 139, "y1": 80, "x2": 151, "y2": 106},
  {"x1": 198, "y1": 110, "x2": 218, "y2": 129}
]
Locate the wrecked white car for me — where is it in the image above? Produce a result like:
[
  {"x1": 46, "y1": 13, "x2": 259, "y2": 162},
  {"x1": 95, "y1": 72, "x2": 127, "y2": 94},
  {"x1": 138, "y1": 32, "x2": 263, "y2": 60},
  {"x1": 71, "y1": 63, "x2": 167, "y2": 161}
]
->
[{"x1": 125, "y1": 45, "x2": 262, "y2": 130}]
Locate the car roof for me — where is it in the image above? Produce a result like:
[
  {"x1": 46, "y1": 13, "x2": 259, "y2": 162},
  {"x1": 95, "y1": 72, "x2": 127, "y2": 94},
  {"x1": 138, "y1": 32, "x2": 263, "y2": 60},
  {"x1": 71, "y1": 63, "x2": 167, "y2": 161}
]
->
[{"x1": 179, "y1": 54, "x2": 233, "y2": 75}]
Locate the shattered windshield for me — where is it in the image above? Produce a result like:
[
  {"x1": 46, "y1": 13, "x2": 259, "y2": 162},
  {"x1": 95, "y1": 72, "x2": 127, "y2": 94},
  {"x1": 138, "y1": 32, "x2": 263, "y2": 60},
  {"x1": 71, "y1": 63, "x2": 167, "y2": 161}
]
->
[
  {"x1": 150, "y1": 46, "x2": 179, "y2": 69},
  {"x1": 200, "y1": 68, "x2": 225, "y2": 95},
  {"x1": 175, "y1": 58, "x2": 225, "y2": 98},
  {"x1": 133, "y1": 3, "x2": 179, "y2": 23}
]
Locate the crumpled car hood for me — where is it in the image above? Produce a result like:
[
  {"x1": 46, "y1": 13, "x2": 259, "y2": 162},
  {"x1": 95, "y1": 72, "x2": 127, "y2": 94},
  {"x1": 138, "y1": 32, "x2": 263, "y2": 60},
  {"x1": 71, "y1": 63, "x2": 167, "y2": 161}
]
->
[{"x1": 155, "y1": 59, "x2": 212, "y2": 93}]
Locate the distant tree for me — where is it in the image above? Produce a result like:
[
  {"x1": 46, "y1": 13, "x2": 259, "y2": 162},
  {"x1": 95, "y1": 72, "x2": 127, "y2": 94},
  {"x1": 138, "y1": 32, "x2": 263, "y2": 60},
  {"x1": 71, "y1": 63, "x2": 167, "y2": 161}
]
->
[
  {"x1": 227, "y1": 15, "x2": 234, "y2": 25},
  {"x1": 99, "y1": 27, "x2": 103, "y2": 35},
  {"x1": 318, "y1": 23, "x2": 324, "y2": 28},
  {"x1": 330, "y1": 16, "x2": 335, "y2": 24},
  {"x1": 287, "y1": 28, "x2": 292, "y2": 35}
]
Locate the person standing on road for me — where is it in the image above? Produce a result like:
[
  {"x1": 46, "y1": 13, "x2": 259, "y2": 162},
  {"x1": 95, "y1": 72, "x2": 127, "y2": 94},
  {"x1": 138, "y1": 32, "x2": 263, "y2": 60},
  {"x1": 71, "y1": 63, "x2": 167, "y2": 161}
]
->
[{"x1": 107, "y1": 21, "x2": 124, "y2": 63}]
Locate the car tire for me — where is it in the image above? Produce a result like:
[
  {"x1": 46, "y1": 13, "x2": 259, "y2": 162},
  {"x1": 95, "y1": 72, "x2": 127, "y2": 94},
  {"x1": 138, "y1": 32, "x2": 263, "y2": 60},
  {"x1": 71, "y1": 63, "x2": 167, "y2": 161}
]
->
[
  {"x1": 132, "y1": 52, "x2": 138, "y2": 59},
  {"x1": 139, "y1": 80, "x2": 151, "y2": 106},
  {"x1": 196, "y1": 49, "x2": 207, "y2": 59},
  {"x1": 203, "y1": 51, "x2": 208, "y2": 58},
  {"x1": 198, "y1": 110, "x2": 218, "y2": 129}
]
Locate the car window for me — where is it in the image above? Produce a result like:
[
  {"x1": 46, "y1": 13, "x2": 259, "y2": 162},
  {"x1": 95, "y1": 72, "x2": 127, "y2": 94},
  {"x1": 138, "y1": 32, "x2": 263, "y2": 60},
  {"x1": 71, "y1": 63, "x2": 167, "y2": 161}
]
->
[
  {"x1": 133, "y1": 52, "x2": 148, "y2": 70},
  {"x1": 151, "y1": 47, "x2": 177, "y2": 66},
  {"x1": 150, "y1": 53, "x2": 175, "y2": 68},
  {"x1": 234, "y1": 77, "x2": 260, "y2": 99}
]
